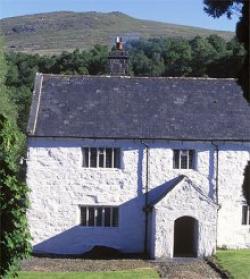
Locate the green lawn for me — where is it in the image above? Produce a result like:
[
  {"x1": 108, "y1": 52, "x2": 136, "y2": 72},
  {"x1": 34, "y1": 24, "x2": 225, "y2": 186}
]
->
[
  {"x1": 215, "y1": 249, "x2": 250, "y2": 279},
  {"x1": 18, "y1": 268, "x2": 159, "y2": 279}
]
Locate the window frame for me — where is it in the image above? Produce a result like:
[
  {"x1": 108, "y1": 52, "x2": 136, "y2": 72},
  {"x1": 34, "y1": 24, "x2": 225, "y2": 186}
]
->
[
  {"x1": 82, "y1": 147, "x2": 120, "y2": 169},
  {"x1": 242, "y1": 205, "x2": 250, "y2": 226},
  {"x1": 80, "y1": 205, "x2": 119, "y2": 228},
  {"x1": 173, "y1": 149, "x2": 195, "y2": 170}
]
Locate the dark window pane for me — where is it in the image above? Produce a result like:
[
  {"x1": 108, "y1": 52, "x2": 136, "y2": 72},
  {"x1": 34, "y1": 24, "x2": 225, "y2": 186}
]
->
[
  {"x1": 181, "y1": 151, "x2": 188, "y2": 169},
  {"x1": 104, "y1": 207, "x2": 111, "y2": 227},
  {"x1": 90, "y1": 148, "x2": 97, "y2": 168},
  {"x1": 112, "y1": 207, "x2": 119, "y2": 227},
  {"x1": 173, "y1": 150, "x2": 179, "y2": 169},
  {"x1": 189, "y1": 150, "x2": 194, "y2": 169},
  {"x1": 106, "y1": 148, "x2": 112, "y2": 168},
  {"x1": 81, "y1": 206, "x2": 119, "y2": 227},
  {"x1": 88, "y1": 207, "x2": 95, "y2": 226},
  {"x1": 82, "y1": 148, "x2": 89, "y2": 167},
  {"x1": 114, "y1": 149, "x2": 120, "y2": 168},
  {"x1": 242, "y1": 206, "x2": 248, "y2": 225},
  {"x1": 81, "y1": 207, "x2": 87, "y2": 226},
  {"x1": 96, "y1": 207, "x2": 102, "y2": 226},
  {"x1": 99, "y1": 148, "x2": 104, "y2": 168}
]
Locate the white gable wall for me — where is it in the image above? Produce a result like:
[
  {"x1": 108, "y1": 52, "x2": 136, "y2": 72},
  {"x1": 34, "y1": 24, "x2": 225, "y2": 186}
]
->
[
  {"x1": 152, "y1": 178, "x2": 217, "y2": 258},
  {"x1": 26, "y1": 138, "x2": 250, "y2": 256}
]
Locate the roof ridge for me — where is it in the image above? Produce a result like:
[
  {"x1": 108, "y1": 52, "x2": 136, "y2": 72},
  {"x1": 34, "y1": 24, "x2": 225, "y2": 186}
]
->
[{"x1": 39, "y1": 72, "x2": 236, "y2": 81}]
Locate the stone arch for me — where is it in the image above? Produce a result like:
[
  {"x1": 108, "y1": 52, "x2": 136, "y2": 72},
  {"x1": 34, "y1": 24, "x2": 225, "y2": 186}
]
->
[{"x1": 173, "y1": 216, "x2": 198, "y2": 257}]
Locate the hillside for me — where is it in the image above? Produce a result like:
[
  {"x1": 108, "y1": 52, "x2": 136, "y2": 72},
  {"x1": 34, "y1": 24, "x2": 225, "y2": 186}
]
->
[{"x1": 0, "y1": 11, "x2": 234, "y2": 55}]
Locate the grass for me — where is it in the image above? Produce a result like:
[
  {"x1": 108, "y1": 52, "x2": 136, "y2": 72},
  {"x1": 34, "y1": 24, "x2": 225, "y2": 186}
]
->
[
  {"x1": 215, "y1": 249, "x2": 250, "y2": 279},
  {"x1": 0, "y1": 11, "x2": 234, "y2": 54},
  {"x1": 18, "y1": 268, "x2": 159, "y2": 279}
]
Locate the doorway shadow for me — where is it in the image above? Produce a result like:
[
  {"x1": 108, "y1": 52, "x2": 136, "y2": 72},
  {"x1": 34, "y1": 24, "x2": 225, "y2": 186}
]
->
[{"x1": 173, "y1": 216, "x2": 198, "y2": 257}]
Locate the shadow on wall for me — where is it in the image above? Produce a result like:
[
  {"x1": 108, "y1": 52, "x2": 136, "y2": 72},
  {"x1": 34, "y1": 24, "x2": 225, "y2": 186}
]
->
[
  {"x1": 33, "y1": 176, "x2": 183, "y2": 256},
  {"x1": 33, "y1": 195, "x2": 144, "y2": 255},
  {"x1": 208, "y1": 149, "x2": 216, "y2": 199},
  {"x1": 242, "y1": 160, "x2": 250, "y2": 206},
  {"x1": 147, "y1": 176, "x2": 185, "y2": 206}
]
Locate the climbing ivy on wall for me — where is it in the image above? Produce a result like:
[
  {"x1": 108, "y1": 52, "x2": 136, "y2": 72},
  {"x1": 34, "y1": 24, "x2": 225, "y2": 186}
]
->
[{"x1": 0, "y1": 114, "x2": 31, "y2": 278}]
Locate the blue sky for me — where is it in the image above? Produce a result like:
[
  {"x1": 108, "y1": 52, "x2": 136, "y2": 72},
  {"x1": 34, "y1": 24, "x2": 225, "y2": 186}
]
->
[{"x1": 0, "y1": 0, "x2": 239, "y2": 31}]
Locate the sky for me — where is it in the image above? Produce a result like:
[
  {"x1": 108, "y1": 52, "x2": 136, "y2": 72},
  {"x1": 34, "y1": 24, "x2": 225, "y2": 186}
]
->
[{"x1": 0, "y1": 0, "x2": 239, "y2": 32}]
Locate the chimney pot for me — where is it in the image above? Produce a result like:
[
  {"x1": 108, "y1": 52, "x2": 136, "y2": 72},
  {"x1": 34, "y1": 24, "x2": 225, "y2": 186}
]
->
[{"x1": 116, "y1": 36, "x2": 123, "y2": 50}]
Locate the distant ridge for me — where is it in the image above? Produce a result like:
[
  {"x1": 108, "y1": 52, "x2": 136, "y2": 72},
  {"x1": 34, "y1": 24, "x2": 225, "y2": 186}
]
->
[{"x1": 0, "y1": 11, "x2": 234, "y2": 55}]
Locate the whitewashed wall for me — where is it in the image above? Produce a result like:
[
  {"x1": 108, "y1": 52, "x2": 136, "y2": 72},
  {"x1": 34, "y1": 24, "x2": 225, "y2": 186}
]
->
[
  {"x1": 26, "y1": 138, "x2": 145, "y2": 255},
  {"x1": 217, "y1": 145, "x2": 250, "y2": 249},
  {"x1": 152, "y1": 178, "x2": 217, "y2": 258},
  {"x1": 26, "y1": 138, "x2": 250, "y2": 256}
]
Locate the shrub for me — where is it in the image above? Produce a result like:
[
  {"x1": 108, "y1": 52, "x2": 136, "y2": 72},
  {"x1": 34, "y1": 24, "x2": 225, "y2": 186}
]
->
[{"x1": 0, "y1": 114, "x2": 31, "y2": 278}]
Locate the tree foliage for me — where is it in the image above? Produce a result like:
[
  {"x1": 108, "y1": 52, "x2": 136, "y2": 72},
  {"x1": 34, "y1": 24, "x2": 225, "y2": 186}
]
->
[
  {"x1": 204, "y1": 0, "x2": 249, "y2": 101},
  {"x1": 190, "y1": 35, "x2": 217, "y2": 76},
  {"x1": 126, "y1": 36, "x2": 244, "y2": 78},
  {"x1": 0, "y1": 37, "x2": 31, "y2": 278},
  {"x1": 204, "y1": 0, "x2": 243, "y2": 18},
  {"x1": 0, "y1": 38, "x2": 17, "y2": 123},
  {"x1": 0, "y1": 115, "x2": 31, "y2": 278}
]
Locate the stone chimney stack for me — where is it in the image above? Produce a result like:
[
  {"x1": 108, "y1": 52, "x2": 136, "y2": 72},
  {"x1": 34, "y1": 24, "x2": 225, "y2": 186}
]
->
[{"x1": 108, "y1": 36, "x2": 128, "y2": 76}]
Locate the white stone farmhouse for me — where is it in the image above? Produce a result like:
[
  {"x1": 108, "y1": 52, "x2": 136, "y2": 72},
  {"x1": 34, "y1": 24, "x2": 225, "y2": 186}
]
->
[{"x1": 26, "y1": 39, "x2": 250, "y2": 258}]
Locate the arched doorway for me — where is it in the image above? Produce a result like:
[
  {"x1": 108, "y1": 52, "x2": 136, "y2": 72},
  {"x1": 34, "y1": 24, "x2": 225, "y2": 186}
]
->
[{"x1": 173, "y1": 216, "x2": 198, "y2": 257}]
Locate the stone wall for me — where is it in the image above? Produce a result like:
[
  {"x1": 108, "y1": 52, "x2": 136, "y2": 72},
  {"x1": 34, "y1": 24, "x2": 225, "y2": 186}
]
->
[
  {"x1": 152, "y1": 178, "x2": 217, "y2": 258},
  {"x1": 26, "y1": 138, "x2": 250, "y2": 256},
  {"x1": 217, "y1": 144, "x2": 250, "y2": 248}
]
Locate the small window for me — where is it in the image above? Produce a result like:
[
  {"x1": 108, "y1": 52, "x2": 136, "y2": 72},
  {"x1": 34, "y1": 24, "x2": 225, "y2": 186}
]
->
[
  {"x1": 242, "y1": 205, "x2": 250, "y2": 225},
  {"x1": 80, "y1": 206, "x2": 119, "y2": 227},
  {"x1": 82, "y1": 148, "x2": 120, "y2": 168},
  {"x1": 173, "y1": 149, "x2": 194, "y2": 169}
]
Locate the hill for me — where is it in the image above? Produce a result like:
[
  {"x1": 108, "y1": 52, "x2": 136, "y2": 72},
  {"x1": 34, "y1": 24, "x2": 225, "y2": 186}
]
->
[{"x1": 0, "y1": 11, "x2": 234, "y2": 55}]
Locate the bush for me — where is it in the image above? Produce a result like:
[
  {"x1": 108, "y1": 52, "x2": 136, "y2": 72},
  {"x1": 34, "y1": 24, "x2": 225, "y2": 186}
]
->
[{"x1": 0, "y1": 114, "x2": 31, "y2": 278}]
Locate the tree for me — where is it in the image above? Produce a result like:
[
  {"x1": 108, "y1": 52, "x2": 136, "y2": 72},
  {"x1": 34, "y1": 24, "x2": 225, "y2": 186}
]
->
[
  {"x1": 189, "y1": 36, "x2": 217, "y2": 76},
  {"x1": 87, "y1": 45, "x2": 108, "y2": 75},
  {"x1": 0, "y1": 39, "x2": 17, "y2": 122},
  {"x1": 130, "y1": 50, "x2": 152, "y2": 76},
  {"x1": 0, "y1": 38, "x2": 31, "y2": 278},
  {"x1": 0, "y1": 115, "x2": 31, "y2": 278},
  {"x1": 207, "y1": 37, "x2": 245, "y2": 78},
  {"x1": 8, "y1": 85, "x2": 33, "y2": 132},
  {"x1": 204, "y1": 0, "x2": 249, "y2": 101},
  {"x1": 163, "y1": 39, "x2": 192, "y2": 76},
  {"x1": 207, "y1": 34, "x2": 227, "y2": 55}
]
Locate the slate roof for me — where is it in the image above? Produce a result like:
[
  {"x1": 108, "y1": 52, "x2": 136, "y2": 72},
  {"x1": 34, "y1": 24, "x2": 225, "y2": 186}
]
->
[{"x1": 27, "y1": 73, "x2": 250, "y2": 141}]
